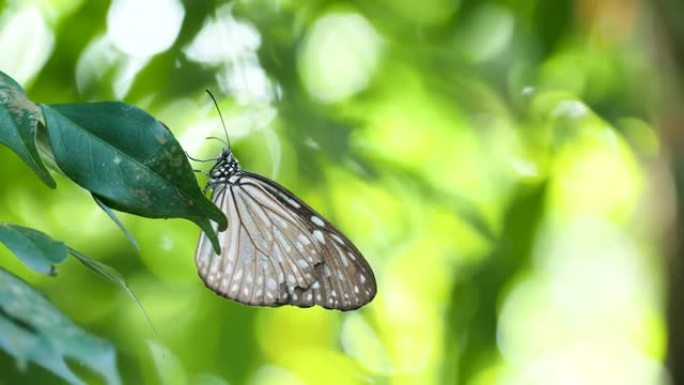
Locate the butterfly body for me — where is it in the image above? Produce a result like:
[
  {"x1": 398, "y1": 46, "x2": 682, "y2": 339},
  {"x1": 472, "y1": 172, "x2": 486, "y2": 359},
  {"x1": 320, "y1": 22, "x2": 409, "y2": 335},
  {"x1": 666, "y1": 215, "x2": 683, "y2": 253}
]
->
[{"x1": 195, "y1": 149, "x2": 376, "y2": 311}]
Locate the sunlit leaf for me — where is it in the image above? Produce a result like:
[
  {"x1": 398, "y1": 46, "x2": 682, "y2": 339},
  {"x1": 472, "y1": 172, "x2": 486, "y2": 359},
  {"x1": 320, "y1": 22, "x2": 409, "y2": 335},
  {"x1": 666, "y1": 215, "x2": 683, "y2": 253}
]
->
[
  {"x1": 0, "y1": 223, "x2": 68, "y2": 275},
  {"x1": 40, "y1": 103, "x2": 226, "y2": 252},
  {"x1": 0, "y1": 268, "x2": 121, "y2": 385},
  {"x1": 148, "y1": 341, "x2": 188, "y2": 385},
  {"x1": 0, "y1": 70, "x2": 55, "y2": 187}
]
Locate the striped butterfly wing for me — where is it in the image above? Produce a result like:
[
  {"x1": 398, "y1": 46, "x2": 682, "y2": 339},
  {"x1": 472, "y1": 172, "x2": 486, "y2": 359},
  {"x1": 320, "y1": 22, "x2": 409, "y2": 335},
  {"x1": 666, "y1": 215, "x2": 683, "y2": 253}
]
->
[{"x1": 195, "y1": 170, "x2": 376, "y2": 311}]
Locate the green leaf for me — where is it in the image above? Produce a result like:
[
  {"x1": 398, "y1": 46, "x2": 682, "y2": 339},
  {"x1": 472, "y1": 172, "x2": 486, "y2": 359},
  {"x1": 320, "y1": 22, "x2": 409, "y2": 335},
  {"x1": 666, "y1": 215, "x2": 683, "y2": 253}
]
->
[
  {"x1": 0, "y1": 268, "x2": 121, "y2": 385},
  {"x1": 148, "y1": 341, "x2": 188, "y2": 385},
  {"x1": 0, "y1": 223, "x2": 68, "y2": 275},
  {"x1": 0, "y1": 222, "x2": 156, "y2": 341},
  {"x1": 40, "y1": 103, "x2": 226, "y2": 252},
  {"x1": 93, "y1": 195, "x2": 140, "y2": 250},
  {"x1": 0, "y1": 71, "x2": 56, "y2": 188}
]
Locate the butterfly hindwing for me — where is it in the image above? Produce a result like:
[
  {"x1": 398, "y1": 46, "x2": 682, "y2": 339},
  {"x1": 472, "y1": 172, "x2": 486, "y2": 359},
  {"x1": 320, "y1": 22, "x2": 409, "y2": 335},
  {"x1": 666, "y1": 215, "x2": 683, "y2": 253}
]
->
[{"x1": 245, "y1": 172, "x2": 377, "y2": 310}]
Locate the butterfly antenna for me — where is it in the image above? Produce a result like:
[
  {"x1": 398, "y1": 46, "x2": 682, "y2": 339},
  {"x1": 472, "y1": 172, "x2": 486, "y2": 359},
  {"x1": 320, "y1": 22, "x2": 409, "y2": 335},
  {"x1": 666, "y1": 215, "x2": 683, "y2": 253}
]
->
[
  {"x1": 185, "y1": 151, "x2": 217, "y2": 163},
  {"x1": 205, "y1": 89, "x2": 231, "y2": 150},
  {"x1": 205, "y1": 136, "x2": 229, "y2": 146}
]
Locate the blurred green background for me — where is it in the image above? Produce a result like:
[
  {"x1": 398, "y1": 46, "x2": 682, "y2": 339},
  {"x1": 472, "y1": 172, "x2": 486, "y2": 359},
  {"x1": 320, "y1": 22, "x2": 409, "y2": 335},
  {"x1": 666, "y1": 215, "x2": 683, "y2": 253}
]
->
[{"x1": 0, "y1": 0, "x2": 680, "y2": 384}]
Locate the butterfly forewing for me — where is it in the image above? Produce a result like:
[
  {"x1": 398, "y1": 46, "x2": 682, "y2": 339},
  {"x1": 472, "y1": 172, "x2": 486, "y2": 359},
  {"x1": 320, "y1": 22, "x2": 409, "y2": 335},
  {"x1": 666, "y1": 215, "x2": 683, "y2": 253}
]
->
[{"x1": 195, "y1": 152, "x2": 376, "y2": 311}]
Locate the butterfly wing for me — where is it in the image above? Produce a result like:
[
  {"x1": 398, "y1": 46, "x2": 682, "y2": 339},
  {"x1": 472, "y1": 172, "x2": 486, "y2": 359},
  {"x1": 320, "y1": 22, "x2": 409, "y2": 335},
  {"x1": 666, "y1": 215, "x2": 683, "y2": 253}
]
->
[
  {"x1": 245, "y1": 172, "x2": 377, "y2": 310},
  {"x1": 195, "y1": 172, "x2": 376, "y2": 310}
]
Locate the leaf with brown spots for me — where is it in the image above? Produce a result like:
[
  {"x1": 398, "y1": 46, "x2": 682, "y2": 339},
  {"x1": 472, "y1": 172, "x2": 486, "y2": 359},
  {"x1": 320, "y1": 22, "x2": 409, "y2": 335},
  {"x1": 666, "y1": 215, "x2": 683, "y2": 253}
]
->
[
  {"x1": 0, "y1": 70, "x2": 56, "y2": 187},
  {"x1": 41, "y1": 103, "x2": 226, "y2": 252}
]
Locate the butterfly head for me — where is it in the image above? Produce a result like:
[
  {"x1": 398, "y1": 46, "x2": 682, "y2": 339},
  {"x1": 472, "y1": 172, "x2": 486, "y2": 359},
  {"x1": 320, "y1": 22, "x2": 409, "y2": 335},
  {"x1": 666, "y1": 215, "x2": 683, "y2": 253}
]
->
[{"x1": 208, "y1": 150, "x2": 240, "y2": 185}]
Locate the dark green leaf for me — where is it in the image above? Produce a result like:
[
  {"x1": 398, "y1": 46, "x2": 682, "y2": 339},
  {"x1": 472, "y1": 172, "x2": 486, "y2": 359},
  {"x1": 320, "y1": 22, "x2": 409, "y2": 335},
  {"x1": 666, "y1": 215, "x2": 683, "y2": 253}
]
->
[
  {"x1": 0, "y1": 224, "x2": 68, "y2": 275},
  {"x1": 0, "y1": 71, "x2": 56, "y2": 188},
  {"x1": 93, "y1": 195, "x2": 140, "y2": 250},
  {"x1": 445, "y1": 182, "x2": 548, "y2": 385},
  {"x1": 0, "y1": 268, "x2": 121, "y2": 385},
  {"x1": 40, "y1": 103, "x2": 225, "y2": 252}
]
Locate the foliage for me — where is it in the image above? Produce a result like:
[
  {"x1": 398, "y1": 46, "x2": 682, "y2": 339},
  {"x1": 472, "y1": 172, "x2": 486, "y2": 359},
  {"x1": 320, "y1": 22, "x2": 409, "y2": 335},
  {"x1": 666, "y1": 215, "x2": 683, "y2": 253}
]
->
[
  {"x1": 0, "y1": 224, "x2": 122, "y2": 384},
  {"x1": 0, "y1": 70, "x2": 226, "y2": 252}
]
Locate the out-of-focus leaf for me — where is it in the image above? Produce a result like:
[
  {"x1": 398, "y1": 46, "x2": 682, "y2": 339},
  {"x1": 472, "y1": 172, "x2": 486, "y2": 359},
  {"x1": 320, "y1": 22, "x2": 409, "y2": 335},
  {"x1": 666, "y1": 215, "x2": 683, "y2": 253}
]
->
[
  {"x1": 190, "y1": 373, "x2": 231, "y2": 385},
  {"x1": 0, "y1": 71, "x2": 56, "y2": 188},
  {"x1": 93, "y1": 195, "x2": 140, "y2": 250},
  {"x1": 69, "y1": 248, "x2": 157, "y2": 339},
  {"x1": 533, "y1": 0, "x2": 572, "y2": 53},
  {"x1": 445, "y1": 182, "x2": 548, "y2": 385},
  {"x1": 40, "y1": 103, "x2": 225, "y2": 252},
  {"x1": 148, "y1": 341, "x2": 188, "y2": 385},
  {"x1": 0, "y1": 268, "x2": 121, "y2": 385},
  {"x1": 0, "y1": 223, "x2": 68, "y2": 275}
]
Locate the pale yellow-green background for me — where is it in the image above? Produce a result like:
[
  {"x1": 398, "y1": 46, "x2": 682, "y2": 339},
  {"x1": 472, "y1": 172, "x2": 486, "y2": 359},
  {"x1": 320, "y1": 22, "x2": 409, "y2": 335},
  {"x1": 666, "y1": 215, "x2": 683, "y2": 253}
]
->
[{"x1": 0, "y1": 0, "x2": 670, "y2": 384}]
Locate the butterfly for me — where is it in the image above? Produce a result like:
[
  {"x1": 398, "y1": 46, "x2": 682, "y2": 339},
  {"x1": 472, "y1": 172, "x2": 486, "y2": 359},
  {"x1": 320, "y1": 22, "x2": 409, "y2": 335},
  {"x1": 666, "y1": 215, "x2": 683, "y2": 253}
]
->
[{"x1": 193, "y1": 93, "x2": 376, "y2": 311}]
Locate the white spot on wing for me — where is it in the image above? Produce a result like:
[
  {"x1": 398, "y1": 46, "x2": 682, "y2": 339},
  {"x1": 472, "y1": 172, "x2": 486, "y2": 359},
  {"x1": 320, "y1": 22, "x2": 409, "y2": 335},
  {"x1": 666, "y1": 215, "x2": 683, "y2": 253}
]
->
[
  {"x1": 313, "y1": 230, "x2": 325, "y2": 244},
  {"x1": 331, "y1": 233, "x2": 344, "y2": 245},
  {"x1": 311, "y1": 215, "x2": 325, "y2": 227}
]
